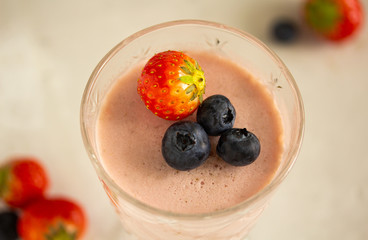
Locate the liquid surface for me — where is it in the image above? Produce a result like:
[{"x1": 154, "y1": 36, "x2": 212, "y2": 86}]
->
[{"x1": 97, "y1": 51, "x2": 283, "y2": 214}]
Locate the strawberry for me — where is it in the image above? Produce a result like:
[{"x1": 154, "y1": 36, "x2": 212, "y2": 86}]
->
[
  {"x1": 0, "y1": 157, "x2": 49, "y2": 208},
  {"x1": 18, "y1": 197, "x2": 87, "y2": 240},
  {"x1": 304, "y1": 0, "x2": 364, "y2": 41},
  {"x1": 137, "y1": 50, "x2": 206, "y2": 120}
]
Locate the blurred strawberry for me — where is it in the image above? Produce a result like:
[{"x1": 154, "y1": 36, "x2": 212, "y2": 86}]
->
[
  {"x1": 304, "y1": 0, "x2": 364, "y2": 41},
  {"x1": 18, "y1": 197, "x2": 87, "y2": 240},
  {"x1": 0, "y1": 157, "x2": 49, "y2": 208}
]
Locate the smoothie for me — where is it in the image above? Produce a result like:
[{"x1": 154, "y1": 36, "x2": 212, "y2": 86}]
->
[{"x1": 96, "y1": 50, "x2": 283, "y2": 214}]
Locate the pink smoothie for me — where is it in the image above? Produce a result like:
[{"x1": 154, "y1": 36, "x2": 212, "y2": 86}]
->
[{"x1": 96, "y1": 50, "x2": 283, "y2": 214}]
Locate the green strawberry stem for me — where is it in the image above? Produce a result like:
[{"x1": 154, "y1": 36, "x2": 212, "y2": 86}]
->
[
  {"x1": 0, "y1": 166, "x2": 10, "y2": 197},
  {"x1": 305, "y1": 0, "x2": 341, "y2": 32},
  {"x1": 179, "y1": 59, "x2": 205, "y2": 103},
  {"x1": 45, "y1": 223, "x2": 77, "y2": 240}
]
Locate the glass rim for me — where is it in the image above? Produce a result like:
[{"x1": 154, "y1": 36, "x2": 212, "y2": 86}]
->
[{"x1": 80, "y1": 19, "x2": 305, "y2": 220}]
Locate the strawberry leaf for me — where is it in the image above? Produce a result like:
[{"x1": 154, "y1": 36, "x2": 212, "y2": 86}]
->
[
  {"x1": 190, "y1": 91, "x2": 197, "y2": 101},
  {"x1": 179, "y1": 75, "x2": 194, "y2": 84},
  {"x1": 185, "y1": 59, "x2": 195, "y2": 72},
  {"x1": 185, "y1": 84, "x2": 196, "y2": 94},
  {"x1": 199, "y1": 94, "x2": 203, "y2": 103},
  {"x1": 0, "y1": 166, "x2": 10, "y2": 197},
  {"x1": 180, "y1": 66, "x2": 193, "y2": 75},
  {"x1": 45, "y1": 223, "x2": 77, "y2": 240},
  {"x1": 195, "y1": 61, "x2": 200, "y2": 70},
  {"x1": 306, "y1": 0, "x2": 340, "y2": 31}
]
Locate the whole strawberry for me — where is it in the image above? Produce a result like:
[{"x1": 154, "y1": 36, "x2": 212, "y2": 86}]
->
[
  {"x1": 304, "y1": 0, "x2": 363, "y2": 41},
  {"x1": 137, "y1": 50, "x2": 206, "y2": 120},
  {"x1": 0, "y1": 157, "x2": 49, "y2": 208},
  {"x1": 18, "y1": 197, "x2": 87, "y2": 240}
]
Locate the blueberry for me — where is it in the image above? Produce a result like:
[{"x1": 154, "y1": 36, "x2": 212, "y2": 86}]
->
[
  {"x1": 216, "y1": 128, "x2": 260, "y2": 166},
  {"x1": 196, "y1": 95, "x2": 236, "y2": 136},
  {"x1": 272, "y1": 19, "x2": 298, "y2": 43},
  {"x1": 0, "y1": 210, "x2": 19, "y2": 240},
  {"x1": 162, "y1": 121, "x2": 210, "y2": 171}
]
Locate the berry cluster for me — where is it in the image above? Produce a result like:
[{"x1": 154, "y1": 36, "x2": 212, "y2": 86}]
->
[
  {"x1": 0, "y1": 157, "x2": 87, "y2": 240},
  {"x1": 162, "y1": 95, "x2": 261, "y2": 171},
  {"x1": 137, "y1": 51, "x2": 261, "y2": 171},
  {"x1": 272, "y1": 0, "x2": 363, "y2": 43}
]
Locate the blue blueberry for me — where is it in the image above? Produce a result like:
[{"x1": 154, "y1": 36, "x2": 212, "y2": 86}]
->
[
  {"x1": 272, "y1": 19, "x2": 298, "y2": 43},
  {"x1": 216, "y1": 128, "x2": 260, "y2": 166},
  {"x1": 0, "y1": 210, "x2": 19, "y2": 240},
  {"x1": 196, "y1": 95, "x2": 236, "y2": 136},
  {"x1": 162, "y1": 121, "x2": 210, "y2": 171}
]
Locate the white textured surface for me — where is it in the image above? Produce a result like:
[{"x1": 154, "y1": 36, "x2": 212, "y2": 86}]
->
[{"x1": 1, "y1": 0, "x2": 367, "y2": 239}]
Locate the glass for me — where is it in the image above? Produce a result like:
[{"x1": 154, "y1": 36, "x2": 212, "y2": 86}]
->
[{"x1": 80, "y1": 20, "x2": 304, "y2": 240}]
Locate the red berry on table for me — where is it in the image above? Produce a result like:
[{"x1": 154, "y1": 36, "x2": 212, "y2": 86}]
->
[
  {"x1": 0, "y1": 157, "x2": 49, "y2": 208},
  {"x1": 304, "y1": 0, "x2": 364, "y2": 41},
  {"x1": 18, "y1": 197, "x2": 87, "y2": 240},
  {"x1": 137, "y1": 50, "x2": 206, "y2": 120}
]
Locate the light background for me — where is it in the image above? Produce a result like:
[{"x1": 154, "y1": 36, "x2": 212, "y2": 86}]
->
[{"x1": 1, "y1": 0, "x2": 367, "y2": 239}]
